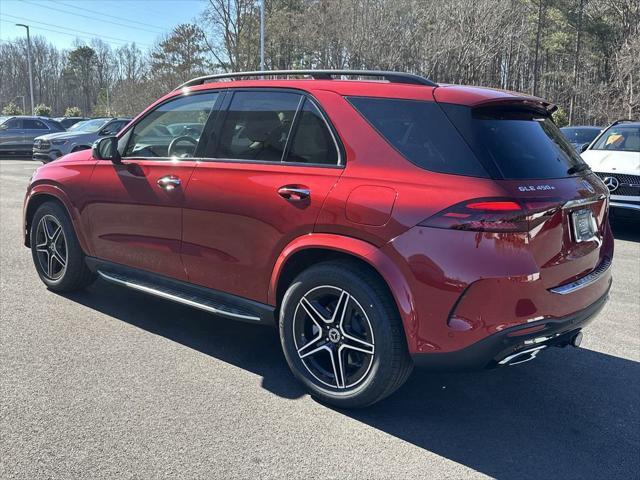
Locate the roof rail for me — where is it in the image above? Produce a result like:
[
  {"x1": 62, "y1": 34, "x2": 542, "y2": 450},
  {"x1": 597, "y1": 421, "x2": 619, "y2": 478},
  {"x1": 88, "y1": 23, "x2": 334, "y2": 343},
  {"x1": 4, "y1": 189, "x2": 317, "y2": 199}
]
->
[
  {"x1": 609, "y1": 119, "x2": 636, "y2": 127},
  {"x1": 174, "y1": 69, "x2": 437, "y2": 91}
]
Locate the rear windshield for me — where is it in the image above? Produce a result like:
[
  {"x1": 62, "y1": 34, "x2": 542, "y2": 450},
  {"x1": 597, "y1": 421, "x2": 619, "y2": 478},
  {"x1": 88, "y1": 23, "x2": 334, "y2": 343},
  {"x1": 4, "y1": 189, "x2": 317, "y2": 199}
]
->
[
  {"x1": 441, "y1": 104, "x2": 588, "y2": 179},
  {"x1": 347, "y1": 97, "x2": 488, "y2": 177},
  {"x1": 591, "y1": 125, "x2": 640, "y2": 152},
  {"x1": 561, "y1": 127, "x2": 601, "y2": 144}
]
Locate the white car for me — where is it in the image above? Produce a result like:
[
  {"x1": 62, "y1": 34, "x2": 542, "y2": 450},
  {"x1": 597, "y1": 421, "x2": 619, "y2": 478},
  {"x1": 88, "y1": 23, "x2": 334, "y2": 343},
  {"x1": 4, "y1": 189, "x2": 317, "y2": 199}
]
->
[{"x1": 581, "y1": 120, "x2": 640, "y2": 214}]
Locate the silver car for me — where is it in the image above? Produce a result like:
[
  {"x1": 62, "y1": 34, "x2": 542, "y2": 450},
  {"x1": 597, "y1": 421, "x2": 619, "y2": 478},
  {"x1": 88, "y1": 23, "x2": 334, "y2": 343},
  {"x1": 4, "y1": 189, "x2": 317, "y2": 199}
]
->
[
  {"x1": 0, "y1": 116, "x2": 65, "y2": 156},
  {"x1": 32, "y1": 117, "x2": 131, "y2": 162}
]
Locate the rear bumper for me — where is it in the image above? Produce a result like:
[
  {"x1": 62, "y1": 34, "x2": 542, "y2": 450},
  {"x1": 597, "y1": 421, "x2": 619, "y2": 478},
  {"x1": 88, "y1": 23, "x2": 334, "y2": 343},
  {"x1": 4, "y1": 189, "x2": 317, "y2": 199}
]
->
[{"x1": 411, "y1": 286, "x2": 610, "y2": 370}]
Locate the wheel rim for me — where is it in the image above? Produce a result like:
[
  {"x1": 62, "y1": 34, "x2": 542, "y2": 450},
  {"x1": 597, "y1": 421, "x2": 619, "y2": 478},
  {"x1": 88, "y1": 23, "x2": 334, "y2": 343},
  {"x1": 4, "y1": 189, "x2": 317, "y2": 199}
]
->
[
  {"x1": 293, "y1": 285, "x2": 375, "y2": 390},
  {"x1": 35, "y1": 214, "x2": 67, "y2": 280}
]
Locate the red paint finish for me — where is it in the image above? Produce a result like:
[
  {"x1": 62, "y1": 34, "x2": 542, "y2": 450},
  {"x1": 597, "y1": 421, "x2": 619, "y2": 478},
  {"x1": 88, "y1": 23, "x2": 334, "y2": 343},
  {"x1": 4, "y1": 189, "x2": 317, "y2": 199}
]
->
[
  {"x1": 181, "y1": 161, "x2": 341, "y2": 302},
  {"x1": 24, "y1": 77, "x2": 613, "y2": 363},
  {"x1": 84, "y1": 159, "x2": 198, "y2": 280}
]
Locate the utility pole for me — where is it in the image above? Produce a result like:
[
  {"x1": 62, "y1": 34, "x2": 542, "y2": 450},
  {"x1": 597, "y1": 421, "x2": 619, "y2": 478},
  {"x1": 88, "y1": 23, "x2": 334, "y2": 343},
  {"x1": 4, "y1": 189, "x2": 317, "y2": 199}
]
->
[
  {"x1": 16, "y1": 95, "x2": 26, "y2": 114},
  {"x1": 259, "y1": 0, "x2": 265, "y2": 71},
  {"x1": 16, "y1": 24, "x2": 35, "y2": 115}
]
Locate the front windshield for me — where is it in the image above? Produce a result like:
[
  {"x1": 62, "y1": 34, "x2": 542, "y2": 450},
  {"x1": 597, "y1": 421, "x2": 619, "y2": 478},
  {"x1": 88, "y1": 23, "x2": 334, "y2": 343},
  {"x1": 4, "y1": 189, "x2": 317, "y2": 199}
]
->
[
  {"x1": 592, "y1": 125, "x2": 640, "y2": 152},
  {"x1": 0, "y1": 116, "x2": 9, "y2": 126},
  {"x1": 71, "y1": 118, "x2": 110, "y2": 133},
  {"x1": 68, "y1": 120, "x2": 89, "y2": 131}
]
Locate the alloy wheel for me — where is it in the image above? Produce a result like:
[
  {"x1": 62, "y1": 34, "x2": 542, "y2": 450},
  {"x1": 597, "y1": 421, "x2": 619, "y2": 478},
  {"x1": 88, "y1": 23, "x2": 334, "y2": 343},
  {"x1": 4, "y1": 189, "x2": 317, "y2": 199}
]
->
[
  {"x1": 35, "y1": 214, "x2": 68, "y2": 280},
  {"x1": 293, "y1": 285, "x2": 375, "y2": 389}
]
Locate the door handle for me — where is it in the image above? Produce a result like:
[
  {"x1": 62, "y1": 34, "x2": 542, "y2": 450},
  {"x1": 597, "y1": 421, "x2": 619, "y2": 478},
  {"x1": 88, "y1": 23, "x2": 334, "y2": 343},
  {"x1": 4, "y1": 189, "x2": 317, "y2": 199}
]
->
[
  {"x1": 278, "y1": 186, "x2": 310, "y2": 201},
  {"x1": 157, "y1": 175, "x2": 181, "y2": 191}
]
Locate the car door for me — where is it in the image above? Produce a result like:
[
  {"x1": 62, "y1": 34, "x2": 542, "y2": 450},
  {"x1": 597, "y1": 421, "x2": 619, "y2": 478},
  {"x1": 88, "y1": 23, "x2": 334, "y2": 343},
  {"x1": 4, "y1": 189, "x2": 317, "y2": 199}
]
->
[
  {"x1": 181, "y1": 89, "x2": 343, "y2": 303},
  {"x1": 84, "y1": 91, "x2": 221, "y2": 280},
  {"x1": 22, "y1": 118, "x2": 50, "y2": 149},
  {"x1": 0, "y1": 118, "x2": 24, "y2": 152}
]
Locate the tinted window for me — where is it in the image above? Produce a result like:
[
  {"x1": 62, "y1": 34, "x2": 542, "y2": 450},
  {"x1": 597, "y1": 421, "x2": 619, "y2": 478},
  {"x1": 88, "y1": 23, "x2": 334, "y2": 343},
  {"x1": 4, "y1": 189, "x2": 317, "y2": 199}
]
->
[
  {"x1": 560, "y1": 127, "x2": 601, "y2": 144},
  {"x1": 217, "y1": 91, "x2": 301, "y2": 162},
  {"x1": 348, "y1": 97, "x2": 488, "y2": 177},
  {"x1": 592, "y1": 125, "x2": 640, "y2": 152},
  {"x1": 286, "y1": 100, "x2": 338, "y2": 165},
  {"x1": 125, "y1": 93, "x2": 218, "y2": 158},
  {"x1": 102, "y1": 120, "x2": 128, "y2": 135},
  {"x1": 441, "y1": 104, "x2": 587, "y2": 179},
  {"x1": 0, "y1": 118, "x2": 21, "y2": 129},
  {"x1": 23, "y1": 119, "x2": 48, "y2": 130}
]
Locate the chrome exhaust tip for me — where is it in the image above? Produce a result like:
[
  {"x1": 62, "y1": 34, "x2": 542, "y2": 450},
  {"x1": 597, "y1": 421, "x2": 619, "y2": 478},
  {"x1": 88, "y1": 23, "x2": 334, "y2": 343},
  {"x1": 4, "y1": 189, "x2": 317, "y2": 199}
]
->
[
  {"x1": 498, "y1": 345, "x2": 547, "y2": 366},
  {"x1": 571, "y1": 331, "x2": 583, "y2": 348}
]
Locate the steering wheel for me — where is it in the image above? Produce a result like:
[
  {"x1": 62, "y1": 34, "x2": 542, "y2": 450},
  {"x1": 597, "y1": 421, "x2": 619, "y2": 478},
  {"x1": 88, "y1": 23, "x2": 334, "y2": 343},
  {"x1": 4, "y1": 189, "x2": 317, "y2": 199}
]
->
[{"x1": 168, "y1": 135, "x2": 198, "y2": 157}]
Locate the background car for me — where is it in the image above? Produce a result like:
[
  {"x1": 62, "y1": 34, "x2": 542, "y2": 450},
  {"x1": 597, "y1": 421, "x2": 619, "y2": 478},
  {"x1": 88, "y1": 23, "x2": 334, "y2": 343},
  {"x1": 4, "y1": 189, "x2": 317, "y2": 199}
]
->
[
  {"x1": 0, "y1": 116, "x2": 65, "y2": 156},
  {"x1": 32, "y1": 117, "x2": 131, "y2": 162},
  {"x1": 560, "y1": 126, "x2": 602, "y2": 151},
  {"x1": 581, "y1": 119, "x2": 640, "y2": 215},
  {"x1": 54, "y1": 116, "x2": 88, "y2": 130}
]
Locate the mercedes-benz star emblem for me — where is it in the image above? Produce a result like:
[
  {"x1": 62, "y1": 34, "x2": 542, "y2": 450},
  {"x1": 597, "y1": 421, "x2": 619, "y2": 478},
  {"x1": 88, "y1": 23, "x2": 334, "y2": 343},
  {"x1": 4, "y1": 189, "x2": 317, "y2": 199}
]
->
[{"x1": 603, "y1": 176, "x2": 619, "y2": 192}]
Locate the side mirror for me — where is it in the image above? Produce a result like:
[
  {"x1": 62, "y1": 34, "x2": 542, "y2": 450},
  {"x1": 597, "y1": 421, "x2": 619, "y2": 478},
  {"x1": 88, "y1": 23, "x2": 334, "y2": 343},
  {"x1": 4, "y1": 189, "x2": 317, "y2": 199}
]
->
[
  {"x1": 92, "y1": 136, "x2": 121, "y2": 164},
  {"x1": 580, "y1": 143, "x2": 590, "y2": 153}
]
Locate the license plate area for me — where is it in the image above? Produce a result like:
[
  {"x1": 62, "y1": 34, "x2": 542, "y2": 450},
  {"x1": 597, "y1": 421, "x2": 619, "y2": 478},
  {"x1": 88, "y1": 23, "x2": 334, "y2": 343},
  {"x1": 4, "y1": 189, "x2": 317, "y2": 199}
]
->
[{"x1": 571, "y1": 209, "x2": 597, "y2": 243}]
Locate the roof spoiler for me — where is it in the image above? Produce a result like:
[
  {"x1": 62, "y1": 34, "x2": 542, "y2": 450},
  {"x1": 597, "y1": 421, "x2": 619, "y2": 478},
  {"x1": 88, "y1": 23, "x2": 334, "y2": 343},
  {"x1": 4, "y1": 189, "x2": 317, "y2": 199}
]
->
[{"x1": 472, "y1": 97, "x2": 557, "y2": 115}]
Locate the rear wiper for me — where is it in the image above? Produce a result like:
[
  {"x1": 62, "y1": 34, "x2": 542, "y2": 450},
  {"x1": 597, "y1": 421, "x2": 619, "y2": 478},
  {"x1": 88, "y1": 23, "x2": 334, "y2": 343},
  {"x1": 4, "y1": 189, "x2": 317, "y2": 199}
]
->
[{"x1": 567, "y1": 163, "x2": 591, "y2": 175}]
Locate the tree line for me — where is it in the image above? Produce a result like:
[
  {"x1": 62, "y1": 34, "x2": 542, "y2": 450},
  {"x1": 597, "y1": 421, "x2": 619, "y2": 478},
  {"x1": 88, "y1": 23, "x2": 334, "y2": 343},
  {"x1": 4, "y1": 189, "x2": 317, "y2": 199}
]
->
[{"x1": 1, "y1": 0, "x2": 638, "y2": 126}]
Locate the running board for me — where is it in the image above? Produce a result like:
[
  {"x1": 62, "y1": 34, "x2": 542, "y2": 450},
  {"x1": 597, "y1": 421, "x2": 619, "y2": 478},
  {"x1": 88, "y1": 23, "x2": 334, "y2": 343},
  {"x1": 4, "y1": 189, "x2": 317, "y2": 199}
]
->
[{"x1": 93, "y1": 265, "x2": 273, "y2": 325}]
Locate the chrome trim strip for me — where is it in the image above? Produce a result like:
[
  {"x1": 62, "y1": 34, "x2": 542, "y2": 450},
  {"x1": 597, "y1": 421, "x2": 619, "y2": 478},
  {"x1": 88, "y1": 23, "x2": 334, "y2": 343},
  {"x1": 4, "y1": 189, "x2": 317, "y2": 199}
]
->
[
  {"x1": 548, "y1": 257, "x2": 612, "y2": 295},
  {"x1": 563, "y1": 194, "x2": 606, "y2": 210},
  {"x1": 97, "y1": 270, "x2": 261, "y2": 322},
  {"x1": 610, "y1": 201, "x2": 640, "y2": 211}
]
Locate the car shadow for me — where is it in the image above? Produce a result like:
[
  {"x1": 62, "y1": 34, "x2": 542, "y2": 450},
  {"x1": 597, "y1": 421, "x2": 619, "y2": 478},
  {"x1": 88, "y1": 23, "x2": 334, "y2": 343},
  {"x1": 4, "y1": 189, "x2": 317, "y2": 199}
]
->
[
  {"x1": 610, "y1": 215, "x2": 639, "y2": 242},
  {"x1": 61, "y1": 280, "x2": 639, "y2": 479}
]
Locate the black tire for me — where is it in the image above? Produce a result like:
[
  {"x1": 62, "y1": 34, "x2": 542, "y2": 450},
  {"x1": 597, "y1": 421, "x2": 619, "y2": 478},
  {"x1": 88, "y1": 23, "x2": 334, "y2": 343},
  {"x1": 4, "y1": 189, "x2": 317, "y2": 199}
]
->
[
  {"x1": 279, "y1": 260, "x2": 413, "y2": 408},
  {"x1": 30, "y1": 201, "x2": 95, "y2": 292}
]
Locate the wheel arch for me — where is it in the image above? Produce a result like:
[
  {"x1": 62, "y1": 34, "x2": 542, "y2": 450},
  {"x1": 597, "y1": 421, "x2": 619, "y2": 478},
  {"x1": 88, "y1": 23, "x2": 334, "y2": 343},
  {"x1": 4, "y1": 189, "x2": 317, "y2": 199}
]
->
[
  {"x1": 24, "y1": 188, "x2": 90, "y2": 254},
  {"x1": 270, "y1": 234, "x2": 418, "y2": 349}
]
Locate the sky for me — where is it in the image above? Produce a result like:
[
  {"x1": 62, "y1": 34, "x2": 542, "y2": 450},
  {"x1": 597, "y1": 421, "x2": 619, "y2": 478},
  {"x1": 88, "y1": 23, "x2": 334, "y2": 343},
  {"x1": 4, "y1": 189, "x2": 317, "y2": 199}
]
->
[{"x1": 0, "y1": 0, "x2": 207, "y2": 51}]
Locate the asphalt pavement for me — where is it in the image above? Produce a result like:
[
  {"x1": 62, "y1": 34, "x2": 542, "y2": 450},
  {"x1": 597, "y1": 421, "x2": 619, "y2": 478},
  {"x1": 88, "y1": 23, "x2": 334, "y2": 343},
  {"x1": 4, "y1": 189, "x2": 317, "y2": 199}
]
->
[{"x1": 1, "y1": 159, "x2": 638, "y2": 479}]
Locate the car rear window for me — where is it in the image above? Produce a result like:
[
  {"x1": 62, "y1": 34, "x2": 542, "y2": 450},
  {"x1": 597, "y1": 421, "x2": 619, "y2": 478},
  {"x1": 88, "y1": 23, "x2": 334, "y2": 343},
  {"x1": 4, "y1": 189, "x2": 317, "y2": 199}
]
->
[
  {"x1": 441, "y1": 104, "x2": 587, "y2": 179},
  {"x1": 347, "y1": 97, "x2": 489, "y2": 177}
]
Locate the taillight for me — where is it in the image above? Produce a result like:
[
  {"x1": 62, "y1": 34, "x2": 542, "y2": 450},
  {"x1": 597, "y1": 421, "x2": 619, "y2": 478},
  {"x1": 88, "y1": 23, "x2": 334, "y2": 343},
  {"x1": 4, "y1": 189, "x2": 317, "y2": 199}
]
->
[{"x1": 419, "y1": 197, "x2": 561, "y2": 232}]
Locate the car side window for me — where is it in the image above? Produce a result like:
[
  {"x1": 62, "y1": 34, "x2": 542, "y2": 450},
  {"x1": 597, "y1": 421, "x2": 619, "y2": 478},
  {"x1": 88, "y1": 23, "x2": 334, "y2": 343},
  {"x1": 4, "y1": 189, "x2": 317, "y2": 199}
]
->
[
  {"x1": 23, "y1": 119, "x2": 48, "y2": 130},
  {"x1": 102, "y1": 121, "x2": 127, "y2": 136},
  {"x1": 124, "y1": 92, "x2": 218, "y2": 158},
  {"x1": 285, "y1": 99, "x2": 338, "y2": 165},
  {"x1": 0, "y1": 118, "x2": 21, "y2": 130},
  {"x1": 216, "y1": 91, "x2": 301, "y2": 162}
]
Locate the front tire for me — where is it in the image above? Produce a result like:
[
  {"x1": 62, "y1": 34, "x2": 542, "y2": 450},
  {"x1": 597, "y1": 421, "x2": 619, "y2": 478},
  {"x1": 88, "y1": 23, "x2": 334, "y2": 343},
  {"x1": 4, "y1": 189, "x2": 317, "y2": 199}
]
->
[
  {"x1": 279, "y1": 260, "x2": 413, "y2": 408},
  {"x1": 30, "y1": 201, "x2": 95, "y2": 292}
]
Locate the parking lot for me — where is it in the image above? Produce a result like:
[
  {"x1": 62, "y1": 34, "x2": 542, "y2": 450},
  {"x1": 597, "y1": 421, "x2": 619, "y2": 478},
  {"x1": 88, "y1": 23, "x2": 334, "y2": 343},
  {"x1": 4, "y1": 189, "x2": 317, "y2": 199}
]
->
[{"x1": 1, "y1": 159, "x2": 638, "y2": 479}]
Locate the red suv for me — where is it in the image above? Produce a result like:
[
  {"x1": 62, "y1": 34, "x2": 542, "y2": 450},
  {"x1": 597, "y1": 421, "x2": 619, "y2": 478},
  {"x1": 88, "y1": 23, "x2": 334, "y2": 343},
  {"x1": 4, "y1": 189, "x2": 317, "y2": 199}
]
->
[{"x1": 23, "y1": 70, "x2": 613, "y2": 407}]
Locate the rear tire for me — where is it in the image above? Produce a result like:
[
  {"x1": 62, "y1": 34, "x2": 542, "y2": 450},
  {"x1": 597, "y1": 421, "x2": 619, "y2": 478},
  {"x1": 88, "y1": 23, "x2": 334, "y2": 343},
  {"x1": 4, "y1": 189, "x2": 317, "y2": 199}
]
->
[
  {"x1": 279, "y1": 260, "x2": 413, "y2": 408},
  {"x1": 30, "y1": 201, "x2": 95, "y2": 292}
]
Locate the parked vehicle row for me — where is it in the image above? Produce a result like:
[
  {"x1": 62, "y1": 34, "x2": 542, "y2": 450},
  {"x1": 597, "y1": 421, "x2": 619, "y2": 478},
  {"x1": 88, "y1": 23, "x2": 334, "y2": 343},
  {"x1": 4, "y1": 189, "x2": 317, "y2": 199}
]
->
[
  {"x1": 23, "y1": 70, "x2": 615, "y2": 407},
  {"x1": 32, "y1": 117, "x2": 131, "y2": 163},
  {"x1": 0, "y1": 115, "x2": 131, "y2": 161}
]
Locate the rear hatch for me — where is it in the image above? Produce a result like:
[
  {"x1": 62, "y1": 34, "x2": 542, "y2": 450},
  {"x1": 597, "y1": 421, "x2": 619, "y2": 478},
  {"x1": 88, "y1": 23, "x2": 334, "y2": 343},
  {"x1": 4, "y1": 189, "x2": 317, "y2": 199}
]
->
[{"x1": 436, "y1": 100, "x2": 611, "y2": 288}]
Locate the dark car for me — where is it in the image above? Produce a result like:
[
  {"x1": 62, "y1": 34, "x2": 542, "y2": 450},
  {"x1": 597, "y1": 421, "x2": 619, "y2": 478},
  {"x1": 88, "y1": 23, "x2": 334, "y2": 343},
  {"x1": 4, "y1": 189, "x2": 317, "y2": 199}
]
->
[
  {"x1": 33, "y1": 117, "x2": 131, "y2": 163},
  {"x1": 560, "y1": 126, "x2": 602, "y2": 151},
  {"x1": 0, "y1": 116, "x2": 65, "y2": 156},
  {"x1": 23, "y1": 70, "x2": 612, "y2": 408},
  {"x1": 54, "y1": 117, "x2": 88, "y2": 130}
]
